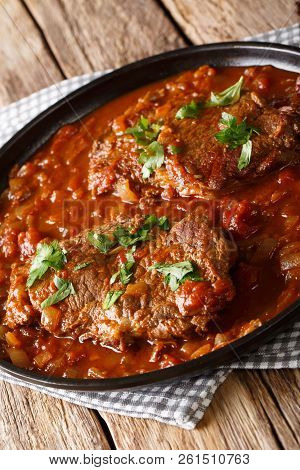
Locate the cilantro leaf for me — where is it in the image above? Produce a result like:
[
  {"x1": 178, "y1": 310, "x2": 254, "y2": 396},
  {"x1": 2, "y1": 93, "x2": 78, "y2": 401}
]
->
[
  {"x1": 215, "y1": 112, "x2": 259, "y2": 170},
  {"x1": 74, "y1": 261, "x2": 92, "y2": 271},
  {"x1": 87, "y1": 232, "x2": 116, "y2": 253},
  {"x1": 103, "y1": 290, "x2": 124, "y2": 310},
  {"x1": 27, "y1": 241, "x2": 67, "y2": 288},
  {"x1": 149, "y1": 261, "x2": 203, "y2": 291},
  {"x1": 125, "y1": 116, "x2": 161, "y2": 146},
  {"x1": 138, "y1": 141, "x2": 164, "y2": 179},
  {"x1": 175, "y1": 101, "x2": 203, "y2": 119},
  {"x1": 206, "y1": 76, "x2": 244, "y2": 107},
  {"x1": 41, "y1": 276, "x2": 75, "y2": 309}
]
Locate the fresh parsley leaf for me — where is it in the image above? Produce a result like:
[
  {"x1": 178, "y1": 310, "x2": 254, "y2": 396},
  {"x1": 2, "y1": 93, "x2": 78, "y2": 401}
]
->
[
  {"x1": 138, "y1": 141, "x2": 164, "y2": 179},
  {"x1": 103, "y1": 290, "x2": 124, "y2": 310},
  {"x1": 126, "y1": 116, "x2": 165, "y2": 178},
  {"x1": 206, "y1": 76, "x2": 244, "y2": 107},
  {"x1": 238, "y1": 140, "x2": 252, "y2": 171},
  {"x1": 113, "y1": 215, "x2": 170, "y2": 249},
  {"x1": 215, "y1": 112, "x2": 259, "y2": 149},
  {"x1": 27, "y1": 241, "x2": 67, "y2": 288},
  {"x1": 215, "y1": 112, "x2": 259, "y2": 170},
  {"x1": 87, "y1": 232, "x2": 116, "y2": 253},
  {"x1": 120, "y1": 250, "x2": 135, "y2": 285},
  {"x1": 110, "y1": 249, "x2": 136, "y2": 285},
  {"x1": 142, "y1": 214, "x2": 160, "y2": 230},
  {"x1": 113, "y1": 226, "x2": 142, "y2": 248},
  {"x1": 149, "y1": 261, "x2": 203, "y2": 291},
  {"x1": 113, "y1": 225, "x2": 149, "y2": 247},
  {"x1": 74, "y1": 261, "x2": 92, "y2": 271},
  {"x1": 175, "y1": 101, "x2": 203, "y2": 120},
  {"x1": 41, "y1": 276, "x2": 75, "y2": 309},
  {"x1": 125, "y1": 116, "x2": 161, "y2": 146},
  {"x1": 143, "y1": 214, "x2": 169, "y2": 230},
  {"x1": 168, "y1": 145, "x2": 182, "y2": 155}
]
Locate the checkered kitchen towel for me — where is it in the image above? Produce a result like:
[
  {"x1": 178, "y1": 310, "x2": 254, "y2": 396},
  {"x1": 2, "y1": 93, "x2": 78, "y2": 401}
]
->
[{"x1": 0, "y1": 25, "x2": 300, "y2": 430}]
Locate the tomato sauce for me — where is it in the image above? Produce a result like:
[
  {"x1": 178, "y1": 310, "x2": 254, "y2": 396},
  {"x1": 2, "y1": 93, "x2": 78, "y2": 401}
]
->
[{"x1": 0, "y1": 65, "x2": 299, "y2": 379}]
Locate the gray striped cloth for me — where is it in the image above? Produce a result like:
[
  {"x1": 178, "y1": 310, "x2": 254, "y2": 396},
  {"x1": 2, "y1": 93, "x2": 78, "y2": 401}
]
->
[{"x1": 0, "y1": 24, "x2": 299, "y2": 429}]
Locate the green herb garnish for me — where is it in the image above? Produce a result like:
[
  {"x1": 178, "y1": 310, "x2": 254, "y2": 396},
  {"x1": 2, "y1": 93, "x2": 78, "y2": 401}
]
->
[
  {"x1": 87, "y1": 232, "x2": 116, "y2": 253},
  {"x1": 41, "y1": 276, "x2": 75, "y2": 309},
  {"x1": 143, "y1": 214, "x2": 170, "y2": 231},
  {"x1": 175, "y1": 101, "x2": 203, "y2": 120},
  {"x1": 238, "y1": 140, "x2": 252, "y2": 171},
  {"x1": 125, "y1": 116, "x2": 161, "y2": 146},
  {"x1": 74, "y1": 261, "x2": 92, "y2": 271},
  {"x1": 27, "y1": 241, "x2": 66, "y2": 288},
  {"x1": 215, "y1": 112, "x2": 259, "y2": 170},
  {"x1": 113, "y1": 226, "x2": 148, "y2": 248},
  {"x1": 138, "y1": 141, "x2": 165, "y2": 179},
  {"x1": 215, "y1": 112, "x2": 259, "y2": 148},
  {"x1": 110, "y1": 248, "x2": 136, "y2": 285},
  {"x1": 103, "y1": 290, "x2": 124, "y2": 310},
  {"x1": 149, "y1": 261, "x2": 203, "y2": 291},
  {"x1": 114, "y1": 215, "x2": 170, "y2": 248},
  {"x1": 125, "y1": 116, "x2": 164, "y2": 178},
  {"x1": 206, "y1": 76, "x2": 244, "y2": 107}
]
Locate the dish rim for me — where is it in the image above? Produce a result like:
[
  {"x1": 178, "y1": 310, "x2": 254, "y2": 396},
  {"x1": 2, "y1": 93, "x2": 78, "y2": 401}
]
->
[{"x1": 0, "y1": 40, "x2": 299, "y2": 391}]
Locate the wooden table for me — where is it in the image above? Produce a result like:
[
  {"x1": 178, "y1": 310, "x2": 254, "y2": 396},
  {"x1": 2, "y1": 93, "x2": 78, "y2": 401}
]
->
[{"x1": 0, "y1": 0, "x2": 299, "y2": 450}]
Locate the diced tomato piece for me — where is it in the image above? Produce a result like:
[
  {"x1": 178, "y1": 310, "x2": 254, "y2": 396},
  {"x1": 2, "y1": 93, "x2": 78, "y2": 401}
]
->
[
  {"x1": 221, "y1": 199, "x2": 258, "y2": 238},
  {"x1": 176, "y1": 280, "x2": 212, "y2": 314}
]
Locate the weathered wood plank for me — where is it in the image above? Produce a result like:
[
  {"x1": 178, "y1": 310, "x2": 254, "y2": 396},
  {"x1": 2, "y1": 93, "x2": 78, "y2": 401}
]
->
[
  {"x1": 259, "y1": 369, "x2": 300, "y2": 449},
  {"x1": 162, "y1": 0, "x2": 299, "y2": 44},
  {"x1": 103, "y1": 372, "x2": 282, "y2": 450},
  {"x1": 0, "y1": 382, "x2": 110, "y2": 449},
  {"x1": 0, "y1": 0, "x2": 63, "y2": 106},
  {"x1": 24, "y1": 0, "x2": 186, "y2": 76}
]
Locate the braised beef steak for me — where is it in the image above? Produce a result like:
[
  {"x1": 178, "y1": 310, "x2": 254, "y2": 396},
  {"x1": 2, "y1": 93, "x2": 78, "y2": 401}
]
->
[
  {"x1": 5, "y1": 212, "x2": 235, "y2": 350},
  {"x1": 88, "y1": 66, "x2": 300, "y2": 199}
]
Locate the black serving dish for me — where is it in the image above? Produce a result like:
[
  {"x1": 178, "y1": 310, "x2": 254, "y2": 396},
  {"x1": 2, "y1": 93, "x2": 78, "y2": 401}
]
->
[{"x1": 0, "y1": 42, "x2": 299, "y2": 391}]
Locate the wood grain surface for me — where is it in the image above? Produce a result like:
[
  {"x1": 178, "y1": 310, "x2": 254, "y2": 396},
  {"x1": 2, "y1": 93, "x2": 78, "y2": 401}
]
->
[
  {"x1": 0, "y1": 382, "x2": 110, "y2": 450},
  {"x1": 0, "y1": 0, "x2": 299, "y2": 450},
  {"x1": 24, "y1": 0, "x2": 185, "y2": 76},
  {"x1": 162, "y1": 0, "x2": 299, "y2": 44},
  {"x1": 0, "y1": 0, "x2": 63, "y2": 106}
]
